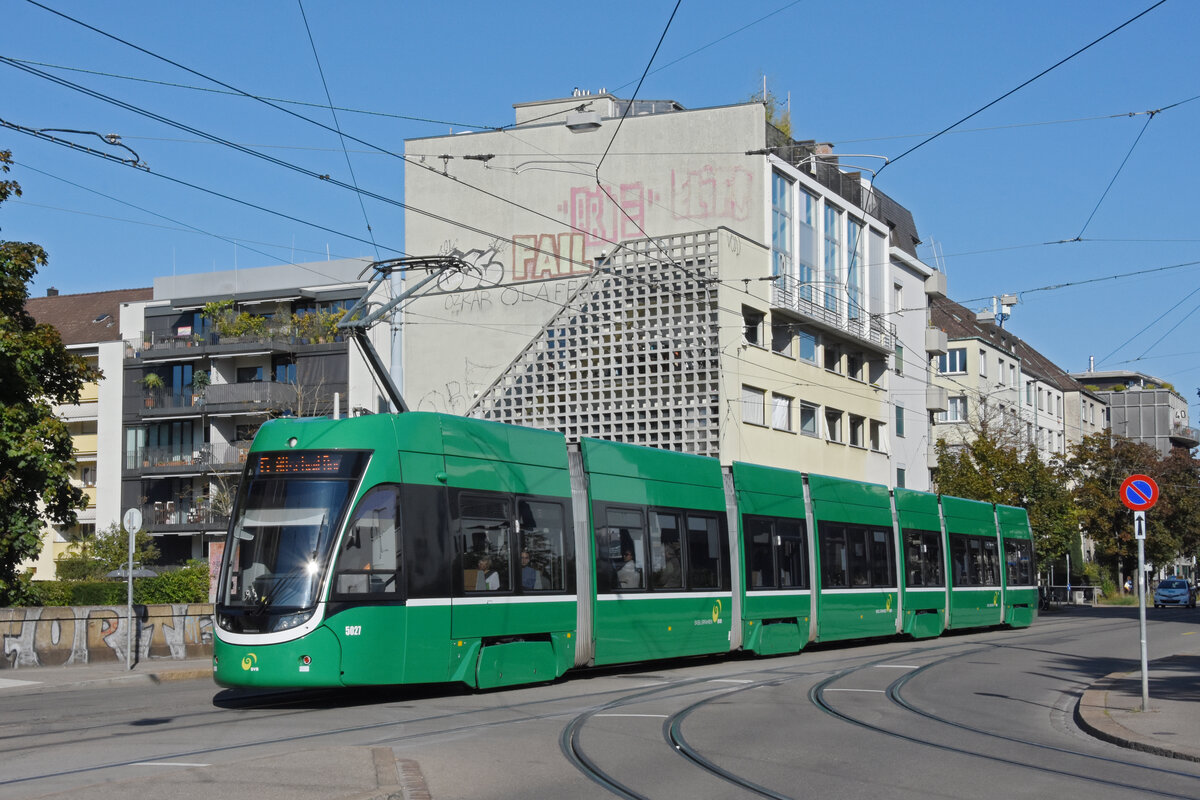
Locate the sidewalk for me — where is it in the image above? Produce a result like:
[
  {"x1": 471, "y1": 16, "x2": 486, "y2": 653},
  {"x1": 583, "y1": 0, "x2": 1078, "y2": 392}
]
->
[
  {"x1": 0, "y1": 656, "x2": 213, "y2": 694},
  {"x1": 1076, "y1": 654, "x2": 1200, "y2": 762}
]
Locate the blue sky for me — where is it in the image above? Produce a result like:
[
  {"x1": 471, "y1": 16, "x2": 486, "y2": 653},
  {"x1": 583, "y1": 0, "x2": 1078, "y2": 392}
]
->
[{"x1": 3, "y1": 1, "x2": 1198, "y2": 409}]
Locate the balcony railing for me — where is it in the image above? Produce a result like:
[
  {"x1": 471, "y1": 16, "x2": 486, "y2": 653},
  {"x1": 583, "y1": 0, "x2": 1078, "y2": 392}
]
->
[
  {"x1": 125, "y1": 330, "x2": 346, "y2": 361},
  {"x1": 129, "y1": 441, "x2": 252, "y2": 471},
  {"x1": 771, "y1": 275, "x2": 896, "y2": 351},
  {"x1": 142, "y1": 500, "x2": 229, "y2": 531}
]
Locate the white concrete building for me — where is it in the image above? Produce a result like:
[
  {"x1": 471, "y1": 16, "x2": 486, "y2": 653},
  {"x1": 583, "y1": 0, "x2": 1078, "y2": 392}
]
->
[{"x1": 400, "y1": 93, "x2": 945, "y2": 488}]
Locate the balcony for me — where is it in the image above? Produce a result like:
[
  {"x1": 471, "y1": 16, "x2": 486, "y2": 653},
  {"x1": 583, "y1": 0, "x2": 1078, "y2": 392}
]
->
[
  {"x1": 1170, "y1": 424, "x2": 1200, "y2": 449},
  {"x1": 128, "y1": 441, "x2": 251, "y2": 475},
  {"x1": 770, "y1": 276, "x2": 896, "y2": 353},
  {"x1": 925, "y1": 328, "x2": 948, "y2": 356},
  {"x1": 926, "y1": 385, "x2": 949, "y2": 412},
  {"x1": 125, "y1": 331, "x2": 346, "y2": 363},
  {"x1": 142, "y1": 500, "x2": 229, "y2": 533},
  {"x1": 136, "y1": 381, "x2": 300, "y2": 418}
]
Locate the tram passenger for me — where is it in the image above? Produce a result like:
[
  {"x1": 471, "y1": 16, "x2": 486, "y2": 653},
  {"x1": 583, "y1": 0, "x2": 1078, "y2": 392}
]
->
[
  {"x1": 617, "y1": 548, "x2": 641, "y2": 588},
  {"x1": 475, "y1": 555, "x2": 500, "y2": 591},
  {"x1": 657, "y1": 540, "x2": 682, "y2": 588},
  {"x1": 520, "y1": 550, "x2": 544, "y2": 590}
]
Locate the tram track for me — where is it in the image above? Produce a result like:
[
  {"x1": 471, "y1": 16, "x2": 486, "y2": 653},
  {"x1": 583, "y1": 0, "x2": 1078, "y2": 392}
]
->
[{"x1": 805, "y1": 646, "x2": 1200, "y2": 798}]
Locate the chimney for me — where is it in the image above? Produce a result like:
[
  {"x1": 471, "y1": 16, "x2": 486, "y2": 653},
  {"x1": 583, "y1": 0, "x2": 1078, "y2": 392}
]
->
[{"x1": 47, "y1": 287, "x2": 59, "y2": 296}]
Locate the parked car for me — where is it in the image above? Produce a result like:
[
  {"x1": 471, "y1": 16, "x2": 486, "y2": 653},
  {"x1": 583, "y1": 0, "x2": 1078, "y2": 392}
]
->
[{"x1": 1153, "y1": 578, "x2": 1196, "y2": 608}]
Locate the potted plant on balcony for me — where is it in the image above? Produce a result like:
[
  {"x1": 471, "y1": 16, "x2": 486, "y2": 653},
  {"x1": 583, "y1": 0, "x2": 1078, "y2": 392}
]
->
[
  {"x1": 140, "y1": 372, "x2": 165, "y2": 407},
  {"x1": 191, "y1": 370, "x2": 210, "y2": 405}
]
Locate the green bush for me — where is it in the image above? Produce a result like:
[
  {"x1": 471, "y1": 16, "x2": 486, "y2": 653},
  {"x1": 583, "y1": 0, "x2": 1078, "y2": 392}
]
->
[
  {"x1": 70, "y1": 581, "x2": 126, "y2": 606},
  {"x1": 14, "y1": 561, "x2": 211, "y2": 607},
  {"x1": 138, "y1": 562, "x2": 210, "y2": 604}
]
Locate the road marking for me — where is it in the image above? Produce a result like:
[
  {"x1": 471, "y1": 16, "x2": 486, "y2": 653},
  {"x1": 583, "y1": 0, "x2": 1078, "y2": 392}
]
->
[
  {"x1": 708, "y1": 678, "x2": 753, "y2": 684},
  {"x1": 825, "y1": 688, "x2": 885, "y2": 693},
  {"x1": 131, "y1": 762, "x2": 210, "y2": 767},
  {"x1": 0, "y1": 679, "x2": 41, "y2": 688},
  {"x1": 594, "y1": 713, "x2": 669, "y2": 718},
  {"x1": 874, "y1": 664, "x2": 919, "y2": 669}
]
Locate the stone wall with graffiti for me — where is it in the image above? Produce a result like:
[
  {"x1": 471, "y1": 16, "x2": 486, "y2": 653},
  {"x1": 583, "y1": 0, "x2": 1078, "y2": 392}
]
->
[{"x1": 0, "y1": 604, "x2": 214, "y2": 669}]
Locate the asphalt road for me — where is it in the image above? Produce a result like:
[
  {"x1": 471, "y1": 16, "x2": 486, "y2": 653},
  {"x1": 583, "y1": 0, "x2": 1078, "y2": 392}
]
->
[{"x1": 4, "y1": 607, "x2": 1200, "y2": 800}]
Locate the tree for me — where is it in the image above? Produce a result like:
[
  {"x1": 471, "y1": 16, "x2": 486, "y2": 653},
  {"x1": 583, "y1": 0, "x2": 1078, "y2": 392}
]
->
[
  {"x1": 1064, "y1": 432, "x2": 1200, "y2": 581},
  {"x1": 933, "y1": 432, "x2": 1078, "y2": 563},
  {"x1": 0, "y1": 150, "x2": 101, "y2": 605},
  {"x1": 55, "y1": 523, "x2": 161, "y2": 581}
]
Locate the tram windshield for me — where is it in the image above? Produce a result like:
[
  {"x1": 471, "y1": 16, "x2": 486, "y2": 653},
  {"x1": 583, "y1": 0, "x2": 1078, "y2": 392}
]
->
[{"x1": 218, "y1": 451, "x2": 368, "y2": 619}]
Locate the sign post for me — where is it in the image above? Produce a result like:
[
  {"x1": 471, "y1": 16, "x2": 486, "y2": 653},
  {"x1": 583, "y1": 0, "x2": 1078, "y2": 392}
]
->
[
  {"x1": 1119, "y1": 474, "x2": 1158, "y2": 712},
  {"x1": 121, "y1": 508, "x2": 142, "y2": 671}
]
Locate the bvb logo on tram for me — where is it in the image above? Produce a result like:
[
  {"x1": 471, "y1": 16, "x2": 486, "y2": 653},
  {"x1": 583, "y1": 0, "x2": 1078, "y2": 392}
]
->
[{"x1": 241, "y1": 653, "x2": 259, "y2": 672}]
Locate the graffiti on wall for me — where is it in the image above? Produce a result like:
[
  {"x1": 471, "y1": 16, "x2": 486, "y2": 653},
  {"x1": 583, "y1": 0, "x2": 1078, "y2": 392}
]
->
[
  {"x1": 668, "y1": 165, "x2": 754, "y2": 223},
  {"x1": 511, "y1": 232, "x2": 587, "y2": 282},
  {"x1": 415, "y1": 359, "x2": 498, "y2": 415},
  {"x1": 1, "y1": 604, "x2": 214, "y2": 669},
  {"x1": 560, "y1": 182, "x2": 649, "y2": 252},
  {"x1": 436, "y1": 241, "x2": 507, "y2": 291}
]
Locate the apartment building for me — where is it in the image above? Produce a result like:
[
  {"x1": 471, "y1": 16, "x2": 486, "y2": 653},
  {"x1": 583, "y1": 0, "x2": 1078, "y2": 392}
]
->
[
  {"x1": 401, "y1": 93, "x2": 946, "y2": 488},
  {"x1": 24, "y1": 286, "x2": 153, "y2": 578},
  {"x1": 929, "y1": 295, "x2": 1105, "y2": 465},
  {"x1": 1068, "y1": 368, "x2": 1198, "y2": 456}
]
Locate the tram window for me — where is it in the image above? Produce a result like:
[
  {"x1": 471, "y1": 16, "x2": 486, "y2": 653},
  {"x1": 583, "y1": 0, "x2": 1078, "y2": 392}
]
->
[
  {"x1": 461, "y1": 494, "x2": 511, "y2": 592},
  {"x1": 334, "y1": 485, "x2": 401, "y2": 596},
  {"x1": 903, "y1": 530, "x2": 944, "y2": 587},
  {"x1": 745, "y1": 518, "x2": 774, "y2": 588},
  {"x1": 518, "y1": 500, "x2": 565, "y2": 592},
  {"x1": 821, "y1": 527, "x2": 849, "y2": 588},
  {"x1": 777, "y1": 519, "x2": 807, "y2": 588},
  {"x1": 649, "y1": 512, "x2": 683, "y2": 589},
  {"x1": 686, "y1": 514, "x2": 723, "y2": 589},
  {"x1": 744, "y1": 516, "x2": 808, "y2": 590},
  {"x1": 821, "y1": 523, "x2": 894, "y2": 589},
  {"x1": 870, "y1": 530, "x2": 894, "y2": 586},
  {"x1": 598, "y1": 508, "x2": 645, "y2": 591},
  {"x1": 1004, "y1": 539, "x2": 1033, "y2": 585},
  {"x1": 951, "y1": 534, "x2": 1001, "y2": 587}
]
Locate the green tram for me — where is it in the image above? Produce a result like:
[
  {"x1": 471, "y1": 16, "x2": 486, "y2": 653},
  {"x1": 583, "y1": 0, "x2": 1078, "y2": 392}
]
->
[{"x1": 213, "y1": 412, "x2": 1036, "y2": 690}]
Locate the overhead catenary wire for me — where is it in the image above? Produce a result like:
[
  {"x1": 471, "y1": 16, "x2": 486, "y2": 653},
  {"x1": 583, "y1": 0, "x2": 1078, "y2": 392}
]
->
[
  {"x1": 875, "y1": 0, "x2": 1169, "y2": 176},
  {"x1": 296, "y1": 0, "x2": 379, "y2": 260}
]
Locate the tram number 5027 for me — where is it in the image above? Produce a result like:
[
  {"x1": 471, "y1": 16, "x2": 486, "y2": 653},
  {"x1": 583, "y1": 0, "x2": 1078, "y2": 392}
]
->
[{"x1": 344, "y1": 625, "x2": 363, "y2": 636}]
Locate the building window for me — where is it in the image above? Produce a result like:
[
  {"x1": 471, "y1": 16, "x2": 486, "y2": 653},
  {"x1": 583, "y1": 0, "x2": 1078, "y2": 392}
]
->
[
  {"x1": 1037, "y1": 388, "x2": 1044, "y2": 411},
  {"x1": 824, "y1": 343, "x2": 841, "y2": 373},
  {"x1": 1009, "y1": 363, "x2": 1017, "y2": 388},
  {"x1": 979, "y1": 350, "x2": 987, "y2": 379},
  {"x1": 894, "y1": 282, "x2": 903, "y2": 313},
  {"x1": 997, "y1": 358, "x2": 1005, "y2": 385},
  {"x1": 771, "y1": 393, "x2": 793, "y2": 431},
  {"x1": 944, "y1": 395, "x2": 967, "y2": 422},
  {"x1": 896, "y1": 467, "x2": 906, "y2": 488},
  {"x1": 894, "y1": 343, "x2": 904, "y2": 376},
  {"x1": 743, "y1": 307, "x2": 765, "y2": 347},
  {"x1": 742, "y1": 385, "x2": 765, "y2": 425},
  {"x1": 847, "y1": 352, "x2": 863, "y2": 381},
  {"x1": 1026, "y1": 381, "x2": 1034, "y2": 406},
  {"x1": 825, "y1": 408, "x2": 843, "y2": 443},
  {"x1": 938, "y1": 348, "x2": 967, "y2": 374},
  {"x1": 800, "y1": 402, "x2": 819, "y2": 436},
  {"x1": 895, "y1": 405, "x2": 906, "y2": 438},
  {"x1": 847, "y1": 218, "x2": 862, "y2": 320},
  {"x1": 798, "y1": 189, "x2": 818, "y2": 302},
  {"x1": 849, "y1": 414, "x2": 865, "y2": 448},
  {"x1": 823, "y1": 205, "x2": 842, "y2": 312},
  {"x1": 771, "y1": 171, "x2": 793, "y2": 280},
  {"x1": 771, "y1": 318, "x2": 793, "y2": 356},
  {"x1": 798, "y1": 330, "x2": 817, "y2": 363},
  {"x1": 870, "y1": 420, "x2": 883, "y2": 451}
]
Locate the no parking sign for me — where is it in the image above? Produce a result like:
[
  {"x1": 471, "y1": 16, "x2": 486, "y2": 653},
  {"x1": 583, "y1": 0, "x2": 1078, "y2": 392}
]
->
[{"x1": 1119, "y1": 474, "x2": 1159, "y2": 512}]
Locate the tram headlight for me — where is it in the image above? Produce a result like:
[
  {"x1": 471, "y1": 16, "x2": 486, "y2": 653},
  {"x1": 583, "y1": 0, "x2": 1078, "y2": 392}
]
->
[{"x1": 273, "y1": 609, "x2": 315, "y2": 632}]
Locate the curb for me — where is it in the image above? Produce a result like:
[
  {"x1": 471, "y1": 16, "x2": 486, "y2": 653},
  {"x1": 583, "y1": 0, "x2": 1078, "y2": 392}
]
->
[{"x1": 1075, "y1": 672, "x2": 1200, "y2": 763}]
